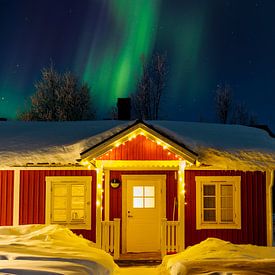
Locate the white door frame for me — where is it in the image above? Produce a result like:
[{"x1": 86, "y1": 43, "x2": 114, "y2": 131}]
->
[{"x1": 121, "y1": 174, "x2": 166, "y2": 254}]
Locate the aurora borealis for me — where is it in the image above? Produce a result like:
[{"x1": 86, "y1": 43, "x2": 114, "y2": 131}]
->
[{"x1": 1, "y1": 0, "x2": 275, "y2": 130}]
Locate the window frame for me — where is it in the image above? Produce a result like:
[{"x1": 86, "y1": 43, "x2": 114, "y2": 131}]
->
[
  {"x1": 46, "y1": 176, "x2": 92, "y2": 230},
  {"x1": 195, "y1": 176, "x2": 241, "y2": 230}
]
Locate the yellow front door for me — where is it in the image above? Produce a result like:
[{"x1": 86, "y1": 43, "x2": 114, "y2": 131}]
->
[{"x1": 125, "y1": 176, "x2": 162, "y2": 252}]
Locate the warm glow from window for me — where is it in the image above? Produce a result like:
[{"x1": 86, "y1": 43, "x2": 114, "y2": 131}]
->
[{"x1": 133, "y1": 185, "x2": 155, "y2": 208}]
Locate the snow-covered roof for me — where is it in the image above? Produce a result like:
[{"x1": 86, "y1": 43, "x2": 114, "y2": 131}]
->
[{"x1": 0, "y1": 120, "x2": 275, "y2": 170}]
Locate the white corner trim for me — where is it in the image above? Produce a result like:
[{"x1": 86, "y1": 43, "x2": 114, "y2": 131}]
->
[
  {"x1": 13, "y1": 170, "x2": 20, "y2": 226},
  {"x1": 104, "y1": 170, "x2": 110, "y2": 221},
  {"x1": 266, "y1": 170, "x2": 274, "y2": 246}
]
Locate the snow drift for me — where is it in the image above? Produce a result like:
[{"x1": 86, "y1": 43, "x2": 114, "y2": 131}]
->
[
  {"x1": 0, "y1": 224, "x2": 118, "y2": 274},
  {"x1": 159, "y1": 238, "x2": 275, "y2": 275}
]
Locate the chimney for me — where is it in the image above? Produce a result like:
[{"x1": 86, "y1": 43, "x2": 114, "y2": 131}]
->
[{"x1": 117, "y1": 98, "x2": 131, "y2": 120}]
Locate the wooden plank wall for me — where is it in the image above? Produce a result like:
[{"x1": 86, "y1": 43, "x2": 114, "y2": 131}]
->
[
  {"x1": 0, "y1": 170, "x2": 14, "y2": 225},
  {"x1": 185, "y1": 170, "x2": 267, "y2": 246},
  {"x1": 109, "y1": 170, "x2": 178, "y2": 221},
  {"x1": 19, "y1": 170, "x2": 97, "y2": 242},
  {"x1": 99, "y1": 135, "x2": 178, "y2": 160}
]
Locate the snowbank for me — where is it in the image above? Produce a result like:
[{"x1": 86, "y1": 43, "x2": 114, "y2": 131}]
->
[
  {"x1": 159, "y1": 238, "x2": 275, "y2": 275},
  {"x1": 0, "y1": 224, "x2": 118, "y2": 274}
]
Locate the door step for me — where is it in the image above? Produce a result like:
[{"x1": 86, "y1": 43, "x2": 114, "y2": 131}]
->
[
  {"x1": 115, "y1": 252, "x2": 162, "y2": 267},
  {"x1": 115, "y1": 259, "x2": 162, "y2": 267}
]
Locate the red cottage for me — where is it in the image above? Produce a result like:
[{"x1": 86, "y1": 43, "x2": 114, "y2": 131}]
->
[{"x1": 0, "y1": 120, "x2": 274, "y2": 259}]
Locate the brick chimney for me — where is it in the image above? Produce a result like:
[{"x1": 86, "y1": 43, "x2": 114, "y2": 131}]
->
[{"x1": 117, "y1": 98, "x2": 131, "y2": 120}]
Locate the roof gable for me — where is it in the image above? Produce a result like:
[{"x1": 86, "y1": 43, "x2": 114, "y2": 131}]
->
[{"x1": 80, "y1": 121, "x2": 197, "y2": 164}]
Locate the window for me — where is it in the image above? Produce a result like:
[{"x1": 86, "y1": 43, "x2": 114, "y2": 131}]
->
[
  {"x1": 196, "y1": 176, "x2": 241, "y2": 229},
  {"x1": 133, "y1": 186, "x2": 155, "y2": 208},
  {"x1": 46, "y1": 176, "x2": 92, "y2": 229}
]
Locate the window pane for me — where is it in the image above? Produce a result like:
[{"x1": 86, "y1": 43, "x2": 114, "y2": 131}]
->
[
  {"x1": 53, "y1": 197, "x2": 67, "y2": 209},
  {"x1": 54, "y1": 185, "x2": 67, "y2": 196},
  {"x1": 221, "y1": 209, "x2": 233, "y2": 222},
  {"x1": 144, "y1": 186, "x2": 155, "y2": 197},
  {"x1": 203, "y1": 185, "x2": 215, "y2": 196},
  {"x1": 72, "y1": 197, "x2": 84, "y2": 209},
  {"x1": 71, "y1": 210, "x2": 84, "y2": 221},
  {"x1": 203, "y1": 197, "x2": 215, "y2": 208},
  {"x1": 133, "y1": 186, "x2": 143, "y2": 197},
  {"x1": 221, "y1": 197, "x2": 233, "y2": 208},
  {"x1": 72, "y1": 185, "x2": 84, "y2": 196},
  {"x1": 53, "y1": 210, "x2": 67, "y2": 222},
  {"x1": 221, "y1": 185, "x2": 233, "y2": 196},
  {"x1": 203, "y1": 210, "x2": 216, "y2": 221},
  {"x1": 133, "y1": 198, "x2": 143, "y2": 208},
  {"x1": 144, "y1": 198, "x2": 155, "y2": 208}
]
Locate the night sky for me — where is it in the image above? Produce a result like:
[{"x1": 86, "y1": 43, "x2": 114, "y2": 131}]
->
[{"x1": 0, "y1": 0, "x2": 275, "y2": 130}]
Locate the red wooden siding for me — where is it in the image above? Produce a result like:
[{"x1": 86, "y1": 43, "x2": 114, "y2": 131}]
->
[
  {"x1": 19, "y1": 170, "x2": 96, "y2": 242},
  {"x1": 99, "y1": 135, "x2": 179, "y2": 160},
  {"x1": 109, "y1": 171, "x2": 178, "y2": 221},
  {"x1": 0, "y1": 170, "x2": 14, "y2": 225},
  {"x1": 185, "y1": 170, "x2": 267, "y2": 247}
]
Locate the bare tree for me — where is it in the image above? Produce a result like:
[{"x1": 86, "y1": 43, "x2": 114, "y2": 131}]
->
[
  {"x1": 132, "y1": 53, "x2": 167, "y2": 120},
  {"x1": 18, "y1": 65, "x2": 95, "y2": 121},
  {"x1": 231, "y1": 102, "x2": 257, "y2": 126},
  {"x1": 215, "y1": 84, "x2": 232, "y2": 124}
]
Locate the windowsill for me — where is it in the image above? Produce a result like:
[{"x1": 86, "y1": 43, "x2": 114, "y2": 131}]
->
[{"x1": 196, "y1": 223, "x2": 241, "y2": 230}]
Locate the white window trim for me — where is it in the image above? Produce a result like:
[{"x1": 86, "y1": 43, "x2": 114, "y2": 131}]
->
[
  {"x1": 46, "y1": 176, "x2": 92, "y2": 230},
  {"x1": 196, "y1": 176, "x2": 241, "y2": 230}
]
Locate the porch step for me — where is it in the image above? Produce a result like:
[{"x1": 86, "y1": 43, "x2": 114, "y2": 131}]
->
[
  {"x1": 115, "y1": 252, "x2": 162, "y2": 267},
  {"x1": 115, "y1": 259, "x2": 162, "y2": 267}
]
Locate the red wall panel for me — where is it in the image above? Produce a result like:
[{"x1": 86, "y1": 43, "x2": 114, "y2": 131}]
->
[
  {"x1": 99, "y1": 135, "x2": 178, "y2": 160},
  {"x1": 0, "y1": 170, "x2": 14, "y2": 225},
  {"x1": 19, "y1": 170, "x2": 96, "y2": 242},
  {"x1": 185, "y1": 170, "x2": 267, "y2": 247},
  {"x1": 109, "y1": 171, "x2": 178, "y2": 221}
]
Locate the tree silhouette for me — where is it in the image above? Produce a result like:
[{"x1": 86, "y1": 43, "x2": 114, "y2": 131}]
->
[
  {"x1": 132, "y1": 53, "x2": 167, "y2": 120},
  {"x1": 18, "y1": 65, "x2": 95, "y2": 121}
]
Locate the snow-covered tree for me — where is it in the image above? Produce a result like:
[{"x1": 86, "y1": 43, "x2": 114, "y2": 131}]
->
[{"x1": 18, "y1": 65, "x2": 95, "y2": 121}]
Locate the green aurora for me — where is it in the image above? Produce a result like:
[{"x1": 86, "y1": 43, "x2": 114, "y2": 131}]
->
[
  {"x1": 75, "y1": 0, "x2": 161, "y2": 116},
  {"x1": 1, "y1": 0, "x2": 274, "y2": 129}
]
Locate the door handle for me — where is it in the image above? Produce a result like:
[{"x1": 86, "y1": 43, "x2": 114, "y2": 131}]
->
[{"x1": 128, "y1": 215, "x2": 133, "y2": 218}]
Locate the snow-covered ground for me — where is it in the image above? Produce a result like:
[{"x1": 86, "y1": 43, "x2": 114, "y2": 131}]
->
[
  {"x1": 159, "y1": 238, "x2": 275, "y2": 275},
  {"x1": 1, "y1": 226, "x2": 275, "y2": 274},
  {"x1": 0, "y1": 224, "x2": 118, "y2": 274}
]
